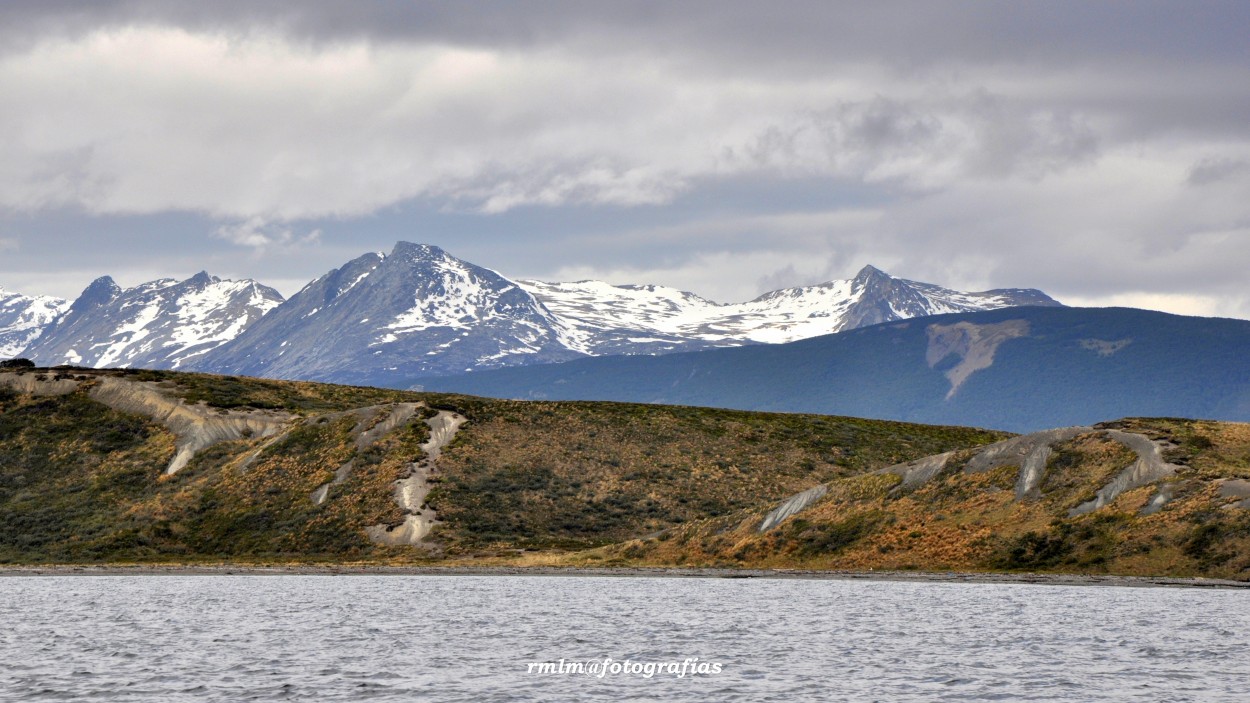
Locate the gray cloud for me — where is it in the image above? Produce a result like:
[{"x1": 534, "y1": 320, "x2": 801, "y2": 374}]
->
[
  {"x1": 0, "y1": 2, "x2": 1247, "y2": 321},
  {"x1": 213, "y1": 218, "x2": 322, "y2": 251},
  {"x1": 1188, "y1": 158, "x2": 1250, "y2": 186},
  {"x1": 5, "y1": 2, "x2": 1247, "y2": 68}
]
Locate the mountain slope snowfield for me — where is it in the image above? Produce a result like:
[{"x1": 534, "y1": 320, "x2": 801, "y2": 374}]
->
[
  {"x1": 21, "y1": 273, "x2": 283, "y2": 369},
  {"x1": 520, "y1": 264, "x2": 1059, "y2": 354},
  {"x1": 197, "y1": 242, "x2": 585, "y2": 385},
  {"x1": 0, "y1": 288, "x2": 67, "y2": 359},
  {"x1": 191, "y1": 244, "x2": 1061, "y2": 384}
]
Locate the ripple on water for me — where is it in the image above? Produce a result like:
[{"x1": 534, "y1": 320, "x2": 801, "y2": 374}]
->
[{"x1": 1, "y1": 576, "x2": 1249, "y2": 701}]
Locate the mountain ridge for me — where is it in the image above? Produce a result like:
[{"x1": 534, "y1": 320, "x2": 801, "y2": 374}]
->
[
  {"x1": 421, "y1": 305, "x2": 1250, "y2": 433},
  {"x1": 520, "y1": 262, "x2": 1061, "y2": 353},
  {"x1": 21, "y1": 272, "x2": 283, "y2": 369},
  {"x1": 0, "y1": 286, "x2": 68, "y2": 358},
  {"x1": 191, "y1": 243, "x2": 1063, "y2": 385},
  {"x1": 5, "y1": 242, "x2": 1062, "y2": 385},
  {"x1": 196, "y1": 242, "x2": 584, "y2": 384}
]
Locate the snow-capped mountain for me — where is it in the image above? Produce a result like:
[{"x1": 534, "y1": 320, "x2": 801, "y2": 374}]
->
[
  {"x1": 196, "y1": 244, "x2": 1058, "y2": 385},
  {"x1": 197, "y1": 242, "x2": 584, "y2": 385},
  {"x1": 8, "y1": 242, "x2": 1061, "y2": 386},
  {"x1": 516, "y1": 280, "x2": 728, "y2": 355},
  {"x1": 0, "y1": 287, "x2": 68, "y2": 358},
  {"x1": 22, "y1": 272, "x2": 283, "y2": 369},
  {"x1": 521, "y1": 264, "x2": 1061, "y2": 354}
]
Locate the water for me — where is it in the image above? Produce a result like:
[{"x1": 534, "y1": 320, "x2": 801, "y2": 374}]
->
[{"x1": 1, "y1": 575, "x2": 1247, "y2": 701}]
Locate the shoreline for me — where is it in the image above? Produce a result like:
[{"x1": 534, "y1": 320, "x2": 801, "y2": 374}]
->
[{"x1": 0, "y1": 564, "x2": 1246, "y2": 589}]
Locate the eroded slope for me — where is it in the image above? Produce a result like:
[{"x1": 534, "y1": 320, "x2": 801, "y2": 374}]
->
[{"x1": 592, "y1": 419, "x2": 1250, "y2": 579}]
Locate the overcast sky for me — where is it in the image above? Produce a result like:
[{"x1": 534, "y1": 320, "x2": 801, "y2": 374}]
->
[{"x1": 1, "y1": 1, "x2": 1248, "y2": 317}]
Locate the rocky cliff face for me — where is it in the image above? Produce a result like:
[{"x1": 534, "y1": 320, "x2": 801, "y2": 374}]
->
[{"x1": 21, "y1": 272, "x2": 283, "y2": 369}]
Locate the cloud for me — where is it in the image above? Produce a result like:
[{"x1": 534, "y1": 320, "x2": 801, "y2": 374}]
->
[
  {"x1": 213, "y1": 217, "x2": 320, "y2": 250},
  {"x1": 5, "y1": 2, "x2": 1248, "y2": 72},
  {"x1": 1188, "y1": 157, "x2": 1250, "y2": 186},
  {"x1": 0, "y1": 14, "x2": 1234, "y2": 222},
  {"x1": 440, "y1": 161, "x2": 687, "y2": 214},
  {"x1": 540, "y1": 250, "x2": 850, "y2": 305},
  {"x1": 755, "y1": 264, "x2": 814, "y2": 295},
  {"x1": 0, "y1": 28, "x2": 727, "y2": 218},
  {"x1": 0, "y1": 2, "x2": 1247, "y2": 322},
  {"x1": 730, "y1": 92, "x2": 1100, "y2": 188}
]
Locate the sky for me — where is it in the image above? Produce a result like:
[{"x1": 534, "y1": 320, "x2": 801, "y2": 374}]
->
[{"x1": 1, "y1": 1, "x2": 1248, "y2": 316}]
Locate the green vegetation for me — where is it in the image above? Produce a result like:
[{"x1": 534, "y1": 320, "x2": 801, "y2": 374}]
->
[
  {"x1": 587, "y1": 420, "x2": 1250, "y2": 580},
  {"x1": 418, "y1": 395, "x2": 1002, "y2": 552},
  {"x1": 0, "y1": 367, "x2": 1003, "y2": 564},
  {"x1": 2, "y1": 367, "x2": 1247, "y2": 580},
  {"x1": 118, "y1": 368, "x2": 414, "y2": 412},
  {"x1": 0, "y1": 384, "x2": 420, "y2": 563},
  {"x1": 992, "y1": 514, "x2": 1128, "y2": 570},
  {"x1": 0, "y1": 393, "x2": 168, "y2": 562},
  {"x1": 787, "y1": 511, "x2": 888, "y2": 558}
]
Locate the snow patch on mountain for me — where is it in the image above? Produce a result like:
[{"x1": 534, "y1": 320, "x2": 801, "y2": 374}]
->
[
  {"x1": 95, "y1": 300, "x2": 162, "y2": 368},
  {"x1": 520, "y1": 280, "x2": 721, "y2": 334},
  {"x1": 22, "y1": 273, "x2": 283, "y2": 369},
  {"x1": 14, "y1": 242, "x2": 1061, "y2": 387},
  {"x1": 521, "y1": 265, "x2": 1061, "y2": 355},
  {"x1": 0, "y1": 286, "x2": 68, "y2": 358},
  {"x1": 196, "y1": 242, "x2": 585, "y2": 385},
  {"x1": 386, "y1": 259, "x2": 520, "y2": 333},
  {"x1": 166, "y1": 279, "x2": 285, "y2": 360}
]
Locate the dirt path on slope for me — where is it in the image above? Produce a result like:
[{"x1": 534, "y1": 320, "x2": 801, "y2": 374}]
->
[{"x1": 366, "y1": 410, "x2": 467, "y2": 546}]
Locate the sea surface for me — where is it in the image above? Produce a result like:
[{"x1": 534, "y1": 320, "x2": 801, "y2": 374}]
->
[{"x1": 1, "y1": 574, "x2": 1247, "y2": 701}]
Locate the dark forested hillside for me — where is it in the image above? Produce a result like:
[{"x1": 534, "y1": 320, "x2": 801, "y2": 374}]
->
[{"x1": 422, "y1": 306, "x2": 1250, "y2": 433}]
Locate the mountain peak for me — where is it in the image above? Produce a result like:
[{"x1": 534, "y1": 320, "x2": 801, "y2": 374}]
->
[
  {"x1": 183, "y1": 271, "x2": 221, "y2": 289},
  {"x1": 80, "y1": 275, "x2": 122, "y2": 303},
  {"x1": 86, "y1": 275, "x2": 119, "y2": 290},
  {"x1": 16, "y1": 246, "x2": 1064, "y2": 384},
  {"x1": 23, "y1": 270, "x2": 284, "y2": 370},
  {"x1": 0, "y1": 286, "x2": 70, "y2": 358},
  {"x1": 199, "y1": 243, "x2": 582, "y2": 384},
  {"x1": 852, "y1": 264, "x2": 891, "y2": 284},
  {"x1": 390, "y1": 241, "x2": 448, "y2": 260}
]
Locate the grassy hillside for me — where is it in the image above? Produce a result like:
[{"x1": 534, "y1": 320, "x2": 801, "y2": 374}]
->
[
  {"x1": 0, "y1": 367, "x2": 1002, "y2": 564},
  {"x1": 0, "y1": 372, "x2": 416, "y2": 563},
  {"x1": 3, "y1": 366, "x2": 1246, "y2": 579},
  {"x1": 413, "y1": 395, "x2": 999, "y2": 552},
  {"x1": 577, "y1": 418, "x2": 1250, "y2": 580}
]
